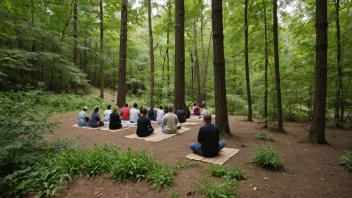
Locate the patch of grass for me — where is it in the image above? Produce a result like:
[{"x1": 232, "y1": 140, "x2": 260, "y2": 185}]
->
[
  {"x1": 251, "y1": 144, "x2": 283, "y2": 169},
  {"x1": 195, "y1": 178, "x2": 239, "y2": 198},
  {"x1": 206, "y1": 165, "x2": 228, "y2": 177},
  {"x1": 340, "y1": 151, "x2": 352, "y2": 172},
  {"x1": 227, "y1": 168, "x2": 248, "y2": 180},
  {"x1": 205, "y1": 165, "x2": 247, "y2": 180},
  {"x1": 255, "y1": 131, "x2": 274, "y2": 142}
]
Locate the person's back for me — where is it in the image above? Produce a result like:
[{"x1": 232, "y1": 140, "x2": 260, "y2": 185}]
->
[
  {"x1": 156, "y1": 107, "x2": 164, "y2": 124},
  {"x1": 121, "y1": 105, "x2": 130, "y2": 120},
  {"x1": 137, "y1": 108, "x2": 154, "y2": 137},
  {"x1": 130, "y1": 103, "x2": 140, "y2": 123},
  {"x1": 148, "y1": 107, "x2": 155, "y2": 120},
  {"x1": 194, "y1": 105, "x2": 200, "y2": 116},
  {"x1": 90, "y1": 107, "x2": 104, "y2": 127},
  {"x1": 103, "y1": 105, "x2": 112, "y2": 122},
  {"x1": 109, "y1": 106, "x2": 122, "y2": 130},
  {"x1": 78, "y1": 106, "x2": 89, "y2": 127},
  {"x1": 162, "y1": 106, "x2": 179, "y2": 134},
  {"x1": 176, "y1": 108, "x2": 187, "y2": 123},
  {"x1": 199, "y1": 124, "x2": 220, "y2": 157}
]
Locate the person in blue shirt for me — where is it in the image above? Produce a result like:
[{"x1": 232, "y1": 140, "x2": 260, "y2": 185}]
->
[
  {"x1": 90, "y1": 106, "x2": 104, "y2": 128},
  {"x1": 77, "y1": 106, "x2": 89, "y2": 127}
]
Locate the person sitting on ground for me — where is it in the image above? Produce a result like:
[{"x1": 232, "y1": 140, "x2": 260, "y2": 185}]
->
[
  {"x1": 90, "y1": 106, "x2": 104, "y2": 128},
  {"x1": 202, "y1": 101, "x2": 206, "y2": 109},
  {"x1": 140, "y1": 105, "x2": 144, "y2": 114},
  {"x1": 176, "y1": 105, "x2": 188, "y2": 123},
  {"x1": 184, "y1": 105, "x2": 191, "y2": 119},
  {"x1": 164, "y1": 105, "x2": 168, "y2": 114},
  {"x1": 109, "y1": 106, "x2": 122, "y2": 130},
  {"x1": 78, "y1": 106, "x2": 89, "y2": 127},
  {"x1": 193, "y1": 103, "x2": 201, "y2": 116},
  {"x1": 162, "y1": 106, "x2": 181, "y2": 134},
  {"x1": 136, "y1": 108, "x2": 154, "y2": 137},
  {"x1": 129, "y1": 103, "x2": 140, "y2": 123},
  {"x1": 148, "y1": 106, "x2": 156, "y2": 121},
  {"x1": 156, "y1": 105, "x2": 164, "y2": 125},
  {"x1": 121, "y1": 103, "x2": 130, "y2": 121},
  {"x1": 103, "y1": 105, "x2": 112, "y2": 123},
  {"x1": 202, "y1": 106, "x2": 209, "y2": 115},
  {"x1": 190, "y1": 115, "x2": 226, "y2": 157}
]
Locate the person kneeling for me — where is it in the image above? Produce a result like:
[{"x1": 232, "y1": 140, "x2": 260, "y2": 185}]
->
[
  {"x1": 109, "y1": 106, "x2": 122, "y2": 130},
  {"x1": 190, "y1": 115, "x2": 226, "y2": 157},
  {"x1": 136, "y1": 108, "x2": 154, "y2": 137}
]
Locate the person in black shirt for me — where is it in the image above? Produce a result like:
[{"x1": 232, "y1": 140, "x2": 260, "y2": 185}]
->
[
  {"x1": 148, "y1": 106, "x2": 156, "y2": 120},
  {"x1": 184, "y1": 105, "x2": 191, "y2": 119},
  {"x1": 176, "y1": 105, "x2": 187, "y2": 123},
  {"x1": 190, "y1": 115, "x2": 226, "y2": 157},
  {"x1": 109, "y1": 106, "x2": 122, "y2": 130},
  {"x1": 136, "y1": 108, "x2": 154, "y2": 137}
]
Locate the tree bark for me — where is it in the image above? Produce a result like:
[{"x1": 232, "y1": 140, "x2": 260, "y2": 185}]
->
[
  {"x1": 273, "y1": 0, "x2": 283, "y2": 130},
  {"x1": 117, "y1": 0, "x2": 128, "y2": 107},
  {"x1": 190, "y1": 50, "x2": 194, "y2": 102},
  {"x1": 73, "y1": 0, "x2": 78, "y2": 94},
  {"x1": 245, "y1": 0, "x2": 253, "y2": 121},
  {"x1": 99, "y1": 0, "x2": 104, "y2": 99},
  {"x1": 148, "y1": 0, "x2": 155, "y2": 107},
  {"x1": 174, "y1": 0, "x2": 185, "y2": 109},
  {"x1": 263, "y1": 0, "x2": 268, "y2": 127},
  {"x1": 310, "y1": 0, "x2": 328, "y2": 144},
  {"x1": 334, "y1": 0, "x2": 342, "y2": 128},
  {"x1": 211, "y1": 0, "x2": 231, "y2": 135},
  {"x1": 193, "y1": 21, "x2": 201, "y2": 106},
  {"x1": 166, "y1": 0, "x2": 172, "y2": 98}
]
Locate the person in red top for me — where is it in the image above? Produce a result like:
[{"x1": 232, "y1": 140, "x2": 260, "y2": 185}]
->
[{"x1": 121, "y1": 103, "x2": 130, "y2": 121}]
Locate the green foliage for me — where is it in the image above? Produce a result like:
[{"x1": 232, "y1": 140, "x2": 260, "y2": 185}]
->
[
  {"x1": 206, "y1": 165, "x2": 247, "y2": 181},
  {"x1": 227, "y1": 168, "x2": 248, "y2": 180},
  {"x1": 251, "y1": 144, "x2": 283, "y2": 169},
  {"x1": 196, "y1": 178, "x2": 239, "y2": 198},
  {"x1": 0, "y1": 145, "x2": 175, "y2": 197},
  {"x1": 206, "y1": 165, "x2": 228, "y2": 177},
  {"x1": 226, "y1": 94, "x2": 248, "y2": 115},
  {"x1": 340, "y1": 151, "x2": 352, "y2": 172},
  {"x1": 255, "y1": 131, "x2": 274, "y2": 141}
]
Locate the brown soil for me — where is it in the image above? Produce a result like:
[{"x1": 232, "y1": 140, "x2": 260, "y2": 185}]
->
[{"x1": 48, "y1": 112, "x2": 352, "y2": 198}]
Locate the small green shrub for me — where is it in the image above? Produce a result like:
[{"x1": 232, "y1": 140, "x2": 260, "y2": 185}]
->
[
  {"x1": 340, "y1": 151, "x2": 352, "y2": 172},
  {"x1": 206, "y1": 165, "x2": 228, "y2": 177},
  {"x1": 255, "y1": 131, "x2": 274, "y2": 141},
  {"x1": 251, "y1": 144, "x2": 283, "y2": 169},
  {"x1": 196, "y1": 178, "x2": 239, "y2": 198},
  {"x1": 227, "y1": 168, "x2": 248, "y2": 180}
]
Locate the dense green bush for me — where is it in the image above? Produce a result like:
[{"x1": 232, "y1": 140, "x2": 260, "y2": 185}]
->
[
  {"x1": 0, "y1": 145, "x2": 175, "y2": 197},
  {"x1": 251, "y1": 144, "x2": 283, "y2": 169},
  {"x1": 196, "y1": 178, "x2": 239, "y2": 198},
  {"x1": 340, "y1": 151, "x2": 352, "y2": 172}
]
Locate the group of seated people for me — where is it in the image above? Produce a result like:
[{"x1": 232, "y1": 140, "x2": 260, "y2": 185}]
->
[{"x1": 77, "y1": 102, "x2": 225, "y2": 157}]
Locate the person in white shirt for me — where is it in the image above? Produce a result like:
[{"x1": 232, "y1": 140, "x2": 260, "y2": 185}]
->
[
  {"x1": 156, "y1": 105, "x2": 165, "y2": 125},
  {"x1": 129, "y1": 103, "x2": 140, "y2": 123},
  {"x1": 103, "y1": 105, "x2": 112, "y2": 123},
  {"x1": 202, "y1": 106, "x2": 209, "y2": 115}
]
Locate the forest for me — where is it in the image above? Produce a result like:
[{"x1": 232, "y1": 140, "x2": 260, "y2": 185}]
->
[{"x1": 0, "y1": 0, "x2": 352, "y2": 197}]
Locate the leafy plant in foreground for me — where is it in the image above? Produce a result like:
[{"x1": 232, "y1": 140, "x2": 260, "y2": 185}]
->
[
  {"x1": 340, "y1": 151, "x2": 352, "y2": 172},
  {"x1": 227, "y1": 167, "x2": 248, "y2": 180},
  {"x1": 196, "y1": 178, "x2": 239, "y2": 198},
  {"x1": 206, "y1": 165, "x2": 248, "y2": 180},
  {"x1": 206, "y1": 165, "x2": 228, "y2": 177},
  {"x1": 255, "y1": 131, "x2": 274, "y2": 141},
  {"x1": 251, "y1": 144, "x2": 283, "y2": 169}
]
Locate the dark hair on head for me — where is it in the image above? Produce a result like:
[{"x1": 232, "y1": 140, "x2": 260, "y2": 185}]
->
[
  {"x1": 203, "y1": 114, "x2": 212, "y2": 122},
  {"x1": 168, "y1": 106, "x2": 173, "y2": 112},
  {"x1": 133, "y1": 103, "x2": 137, "y2": 108},
  {"x1": 107, "y1": 105, "x2": 111, "y2": 109},
  {"x1": 150, "y1": 106, "x2": 154, "y2": 110},
  {"x1": 194, "y1": 103, "x2": 196, "y2": 106},
  {"x1": 142, "y1": 108, "x2": 148, "y2": 114},
  {"x1": 94, "y1": 106, "x2": 100, "y2": 112},
  {"x1": 178, "y1": 105, "x2": 182, "y2": 110},
  {"x1": 159, "y1": 106, "x2": 163, "y2": 109},
  {"x1": 125, "y1": 103, "x2": 128, "y2": 107},
  {"x1": 164, "y1": 106, "x2": 168, "y2": 113}
]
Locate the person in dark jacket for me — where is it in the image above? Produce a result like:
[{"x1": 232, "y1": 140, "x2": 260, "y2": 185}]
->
[
  {"x1": 176, "y1": 105, "x2": 187, "y2": 123},
  {"x1": 109, "y1": 106, "x2": 122, "y2": 130},
  {"x1": 190, "y1": 115, "x2": 226, "y2": 157},
  {"x1": 136, "y1": 108, "x2": 154, "y2": 137},
  {"x1": 148, "y1": 106, "x2": 156, "y2": 120}
]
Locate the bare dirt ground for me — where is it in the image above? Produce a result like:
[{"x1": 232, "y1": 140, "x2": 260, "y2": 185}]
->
[{"x1": 47, "y1": 111, "x2": 352, "y2": 198}]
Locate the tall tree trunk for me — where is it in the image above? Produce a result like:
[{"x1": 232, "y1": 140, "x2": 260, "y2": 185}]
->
[
  {"x1": 200, "y1": 0, "x2": 205, "y2": 101},
  {"x1": 148, "y1": 0, "x2": 155, "y2": 107},
  {"x1": 117, "y1": 0, "x2": 128, "y2": 107},
  {"x1": 334, "y1": 0, "x2": 342, "y2": 128},
  {"x1": 174, "y1": 0, "x2": 185, "y2": 109},
  {"x1": 73, "y1": 0, "x2": 78, "y2": 94},
  {"x1": 190, "y1": 50, "x2": 195, "y2": 102},
  {"x1": 166, "y1": 0, "x2": 172, "y2": 98},
  {"x1": 310, "y1": 0, "x2": 328, "y2": 144},
  {"x1": 211, "y1": 0, "x2": 231, "y2": 135},
  {"x1": 263, "y1": 0, "x2": 268, "y2": 127},
  {"x1": 83, "y1": 37, "x2": 87, "y2": 72},
  {"x1": 202, "y1": 33, "x2": 212, "y2": 100},
  {"x1": 245, "y1": 0, "x2": 253, "y2": 121},
  {"x1": 99, "y1": 0, "x2": 104, "y2": 98},
  {"x1": 273, "y1": 0, "x2": 283, "y2": 130},
  {"x1": 193, "y1": 21, "x2": 201, "y2": 105}
]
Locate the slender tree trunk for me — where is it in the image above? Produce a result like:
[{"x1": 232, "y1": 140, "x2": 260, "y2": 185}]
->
[
  {"x1": 148, "y1": 0, "x2": 155, "y2": 107},
  {"x1": 94, "y1": 53, "x2": 97, "y2": 86},
  {"x1": 99, "y1": 0, "x2": 104, "y2": 98},
  {"x1": 202, "y1": 33, "x2": 212, "y2": 100},
  {"x1": 245, "y1": 0, "x2": 253, "y2": 121},
  {"x1": 273, "y1": 0, "x2": 283, "y2": 130},
  {"x1": 200, "y1": 0, "x2": 205, "y2": 101},
  {"x1": 334, "y1": 0, "x2": 342, "y2": 128},
  {"x1": 263, "y1": 0, "x2": 268, "y2": 127},
  {"x1": 174, "y1": 0, "x2": 185, "y2": 109},
  {"x1": 190, "y1": 50, "x2": 194, "y2": 102},
  {"x1": 212, "y1": 0, "x2": 231, "y2": 135},
  {"x1": 166, "y1": 0, "x2": 172, "y2": 98},
  {"x1": 41, "y1": 42, "x2": 44, "y2": 81},
  {"x1": 117, "y1": 0, "x2": 128, "y2": 107},
  {"x1": 73, "y1": 0, "x2": 78, "y2": 94},
  {"x1": 193, "y1": 21, "x2": 201, "y2": 105},
  {"x1": 83, "y1": 37, "x2": 87, "y2": 72},
  {"x1": 310, "y1": 0, "x2": 328, "y2": 144}
]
